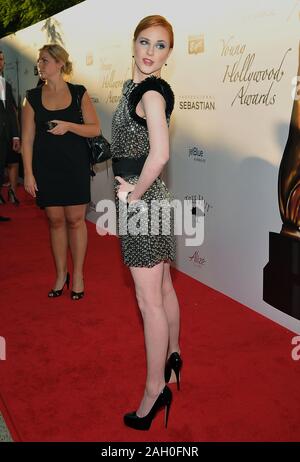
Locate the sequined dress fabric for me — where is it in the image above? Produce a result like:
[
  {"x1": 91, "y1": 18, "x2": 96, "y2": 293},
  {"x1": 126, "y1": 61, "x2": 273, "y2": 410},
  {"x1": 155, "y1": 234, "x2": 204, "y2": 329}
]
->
[{"x1": 111, "y1": 77, "x2": 176, "y2": 267}]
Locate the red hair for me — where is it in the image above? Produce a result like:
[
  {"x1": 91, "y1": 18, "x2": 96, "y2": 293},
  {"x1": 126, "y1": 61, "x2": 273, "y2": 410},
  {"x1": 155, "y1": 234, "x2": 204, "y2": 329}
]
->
[{"x1": 134, "y1": 15, "x2": 174, "y2": 48}]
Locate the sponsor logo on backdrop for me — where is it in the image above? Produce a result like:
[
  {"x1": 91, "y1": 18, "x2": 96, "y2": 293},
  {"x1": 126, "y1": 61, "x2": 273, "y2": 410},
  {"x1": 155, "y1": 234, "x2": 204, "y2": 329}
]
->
[
  {"x1": 86, "y1": 53, "x2": 94, "y2": 66},
  {"x1": 101, "y1": 60, "x2": 130, "y2": 104},
  {"x1": 179, "y1": 35, "x2": 215, "y2": 110},
  {"x1": 188, "y1": 250, "x2": 206, "y2": 267},
  {"x1": 179, "y1": 95, "x2": 216, "y2": 111},
  {"x1": 188, "y1": 147, "x2": 206, "y2": 163},
  {"x1": 221, "y1": 35, "x2": 291, "y2": 107},
  {"x1": 188, "y1": 35, "x2": 205, "y2": 55},
  {"x1": 185, "y1": 194, "x2": 213, "y2": 217}
]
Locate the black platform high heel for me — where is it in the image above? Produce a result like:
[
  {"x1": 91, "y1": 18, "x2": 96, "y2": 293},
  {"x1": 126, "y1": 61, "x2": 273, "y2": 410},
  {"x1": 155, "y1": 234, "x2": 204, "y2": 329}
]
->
[
  {"x1": 48, "y1": 272, "x2": 70, "y2": 298},
  {"x1": 70, "y1": 290, "x2": 84, "y2": 300},
  {"x1": 164, "y1": 352, "x2": 183, "y2": 390},
  {"x1": 70, "y1": 276, "x2": 84, "y2": 300},
  {"x1": 8, "y1": 188, "x2": 20, "y2": 206},
  {"x1": 123, "y1": 385, "x2": 172, "y2": 431}
]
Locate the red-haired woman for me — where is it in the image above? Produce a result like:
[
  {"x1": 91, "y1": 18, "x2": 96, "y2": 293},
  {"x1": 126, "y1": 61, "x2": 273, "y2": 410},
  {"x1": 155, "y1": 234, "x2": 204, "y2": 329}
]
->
[{"x1": 112, "y1": 15, "x2": 182, "y2": 430}]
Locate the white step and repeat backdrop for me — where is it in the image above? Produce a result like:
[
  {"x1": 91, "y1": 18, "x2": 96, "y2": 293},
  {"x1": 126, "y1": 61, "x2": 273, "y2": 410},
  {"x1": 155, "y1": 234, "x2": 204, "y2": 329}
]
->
[{"x1": 1, "y1": 0, "x2": 299, "y2": 332}]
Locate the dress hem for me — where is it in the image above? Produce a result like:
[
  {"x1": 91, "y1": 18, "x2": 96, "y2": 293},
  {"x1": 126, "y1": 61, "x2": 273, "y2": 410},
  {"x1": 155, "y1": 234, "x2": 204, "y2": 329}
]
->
[
  {"x1": 37, "y1": 200, "x2": 90, "y2": 209},
  {"x1": 123, "y1": 257, "x2": 175, "y2": 268}
]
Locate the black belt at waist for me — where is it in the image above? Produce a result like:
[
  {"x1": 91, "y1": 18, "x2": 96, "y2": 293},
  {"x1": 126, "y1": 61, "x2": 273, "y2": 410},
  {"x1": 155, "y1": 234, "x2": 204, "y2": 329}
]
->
[{"x1": 112, "y1": 156, "x2": 147, "y2": 176}]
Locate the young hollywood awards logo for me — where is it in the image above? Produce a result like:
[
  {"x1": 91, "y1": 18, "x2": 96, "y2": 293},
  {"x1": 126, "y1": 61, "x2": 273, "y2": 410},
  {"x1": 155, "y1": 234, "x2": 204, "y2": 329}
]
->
[
  {"x1": 188, "y1": 35, "x2": 205, "y2": 55},
  {"x1": 188, "y1": 147, "x2": 206, "y2": 163},
  {"x1": 221, "y1": 36, "x2": 291, "y2": 107},
  {"x1": 101, "y1": 60, "x2": 130, "y2": 104}
]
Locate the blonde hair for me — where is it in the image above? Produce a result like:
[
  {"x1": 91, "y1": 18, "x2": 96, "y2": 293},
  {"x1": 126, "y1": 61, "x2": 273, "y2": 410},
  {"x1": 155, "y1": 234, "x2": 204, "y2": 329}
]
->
[
  {"x1": 134, "y1": 15, "x2": 174, "y2": 48},
  {"x1": 39, "y1": 44, "x2": 73, "y2": 75}
]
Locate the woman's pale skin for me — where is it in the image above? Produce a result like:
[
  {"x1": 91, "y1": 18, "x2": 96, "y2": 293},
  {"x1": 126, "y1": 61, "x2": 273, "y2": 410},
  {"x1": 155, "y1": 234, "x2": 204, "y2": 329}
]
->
[
  {"x1": 22, "y1": 50, "x2": 100, "y2": 294},
  {"x1": 116, "y1": 26, "x2": 180, "y2": 418}
]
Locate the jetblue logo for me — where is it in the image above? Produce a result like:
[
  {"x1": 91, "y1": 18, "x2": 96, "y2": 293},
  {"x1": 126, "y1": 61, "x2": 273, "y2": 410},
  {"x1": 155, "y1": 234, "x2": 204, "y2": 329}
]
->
[{"x1": 188, "y1": 147, "x2": 206, "y2": 162}]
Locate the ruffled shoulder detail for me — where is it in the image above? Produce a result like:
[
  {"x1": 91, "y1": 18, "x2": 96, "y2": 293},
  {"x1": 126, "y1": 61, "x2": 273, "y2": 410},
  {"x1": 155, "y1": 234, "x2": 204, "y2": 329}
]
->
[{"x1": 128, "y1": 76, "x2": 175, "y2": 126}]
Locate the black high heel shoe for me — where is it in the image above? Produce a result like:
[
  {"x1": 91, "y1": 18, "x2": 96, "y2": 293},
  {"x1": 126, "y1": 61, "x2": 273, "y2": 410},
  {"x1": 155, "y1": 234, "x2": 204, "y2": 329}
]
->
[
  {"x1": 48, "y1": 272, "x2": 70, "y2": 298},
  {"x1": 70, "y1": 290, "x2": 84, "y2": 300},
  {"x1": 164, "y1": 352, "x2": 183, "y2": 390},
  {"x1": 8, "y1": 188, "x2": 20, "y2": 206},
  {"x1": 71, "y1": 279, "x2": 84, "y2": 300},
  {"x1": 124, "y1": 385, "x2": 172, "y2": 431}
]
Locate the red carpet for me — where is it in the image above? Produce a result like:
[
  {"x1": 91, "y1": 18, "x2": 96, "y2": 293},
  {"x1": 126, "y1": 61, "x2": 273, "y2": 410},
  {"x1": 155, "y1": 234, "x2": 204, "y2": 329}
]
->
[{"x1": 0, "y1": 187, "x2": 300, "y2": 442}]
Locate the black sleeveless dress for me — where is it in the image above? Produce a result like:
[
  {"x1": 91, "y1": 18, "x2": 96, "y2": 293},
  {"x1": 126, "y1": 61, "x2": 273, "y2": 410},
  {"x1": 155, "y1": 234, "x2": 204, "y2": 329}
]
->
[{"x1": 26, "y1": 83, "x2": 90, "y2": 208}]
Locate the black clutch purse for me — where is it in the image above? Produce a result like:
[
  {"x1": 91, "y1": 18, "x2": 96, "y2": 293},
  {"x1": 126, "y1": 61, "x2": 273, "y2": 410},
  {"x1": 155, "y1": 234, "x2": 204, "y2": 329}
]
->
[{"x1": 75, "y1": 86, "x2": 111, "y2": 175}]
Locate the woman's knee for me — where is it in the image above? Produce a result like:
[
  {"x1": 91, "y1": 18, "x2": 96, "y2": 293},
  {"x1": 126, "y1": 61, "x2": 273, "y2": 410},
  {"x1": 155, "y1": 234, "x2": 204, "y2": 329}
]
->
[
  {"x1": 135, "y1": 287, "x2": 163, "y2": 316},
  {"x1": 66, "y1": 215, "x2": 85, "y2": 229},
  {"x1": 47, "y1": 214, "x2": 66, "y2": 229}
]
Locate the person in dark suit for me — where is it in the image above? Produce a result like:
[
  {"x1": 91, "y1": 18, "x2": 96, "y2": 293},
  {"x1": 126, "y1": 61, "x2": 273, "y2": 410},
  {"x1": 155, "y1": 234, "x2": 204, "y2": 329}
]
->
[{"x1": 0, "y1": 50, "x2": 20, "y2": 221}]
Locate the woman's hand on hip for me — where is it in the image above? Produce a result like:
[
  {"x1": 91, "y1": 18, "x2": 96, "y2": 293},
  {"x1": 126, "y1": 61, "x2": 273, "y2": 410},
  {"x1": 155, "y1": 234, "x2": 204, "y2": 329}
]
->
[{"x1": 115, "y1": 176, "x2": 136, "y2": 203}]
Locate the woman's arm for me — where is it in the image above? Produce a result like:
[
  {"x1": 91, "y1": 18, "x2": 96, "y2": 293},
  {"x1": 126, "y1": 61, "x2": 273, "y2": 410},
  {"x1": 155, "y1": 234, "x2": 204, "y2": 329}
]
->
[
  {"x1": 21, "y1": 99, "x2": 35, "y2": 175},
  {"x1": 49, "y1": 91, "x2": 101, "y2": 137},
  {"x1": 116, "y1": 90, "x2": 170, "y2": 201},
  {"x1": 21, "y1": 98, "x2": 38, "y2": 196}
]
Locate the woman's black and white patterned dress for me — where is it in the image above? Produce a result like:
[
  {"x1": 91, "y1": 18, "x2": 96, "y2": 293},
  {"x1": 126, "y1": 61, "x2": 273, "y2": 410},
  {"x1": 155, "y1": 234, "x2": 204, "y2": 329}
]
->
[{"x1": 111, "y1": 76, "x2": 176, "y2": 268}]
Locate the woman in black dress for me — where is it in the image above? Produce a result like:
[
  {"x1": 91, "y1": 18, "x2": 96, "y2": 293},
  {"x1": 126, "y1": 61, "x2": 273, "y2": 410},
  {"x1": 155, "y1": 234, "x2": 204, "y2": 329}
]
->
[{"x1": 22, "y1": 44, "x2": 100, "y2": 300}]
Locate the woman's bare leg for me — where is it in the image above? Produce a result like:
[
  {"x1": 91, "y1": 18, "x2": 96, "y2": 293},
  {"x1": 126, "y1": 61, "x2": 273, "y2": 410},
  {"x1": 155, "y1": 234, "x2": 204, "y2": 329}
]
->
[
  {"x1": 162, "y1": 262, "x2": 180, "y2": 357},
  {"x1": 130, "y1": 262, "x2": 168, "y2": 417},
  {"x1": 45, "y1": 206, "x2": 68, "y2": 289},
  {"x1": 65, "y1": 204, "x2": 88, "y2": 292}
]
